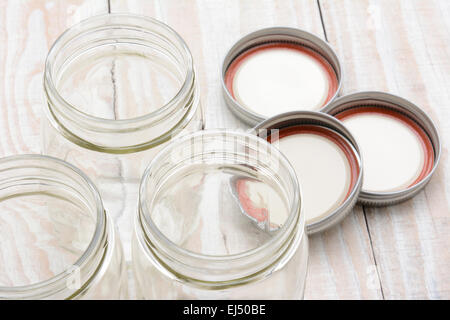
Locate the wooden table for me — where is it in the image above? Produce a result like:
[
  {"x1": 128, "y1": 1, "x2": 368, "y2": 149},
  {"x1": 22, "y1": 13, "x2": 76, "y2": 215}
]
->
[{"x1": 1, "y1": 0, "x2": 448, "y2": 299}]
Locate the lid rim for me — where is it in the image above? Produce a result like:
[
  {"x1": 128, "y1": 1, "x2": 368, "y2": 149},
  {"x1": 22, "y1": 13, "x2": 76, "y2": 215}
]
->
[
  {"x1": 253, "y1": 111, "x2": 363, "y2": 234},
  {"x1": 221, "y1": 27, "x2": 343, "y2": 126},
  {"x1": 322, "y1": 91, "x2": 441, "y2": 206}
]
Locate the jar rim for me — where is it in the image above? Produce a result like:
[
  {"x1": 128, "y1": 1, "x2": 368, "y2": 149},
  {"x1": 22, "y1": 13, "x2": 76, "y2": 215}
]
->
[
  {"x1": 44, "y1": 13, "x2": 195, "y2": 128},
  {"x1": 0, "y1": 154, "x2": 105, "y2": 299},
  {"x1": 138, "y1": 130, "x2": 304, "y2": 276}
]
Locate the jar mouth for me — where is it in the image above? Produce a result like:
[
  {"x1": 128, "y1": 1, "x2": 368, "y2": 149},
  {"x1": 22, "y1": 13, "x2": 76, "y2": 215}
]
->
[
  {"x1": 138, "y1": 130, "x2": 304, "y2": 282},
  {"x1": 0, "y1": 155, "x2": 105, "y2": 299},
  {"x1": 44, "y1": 13, "x2": 195, "y2": 129}
]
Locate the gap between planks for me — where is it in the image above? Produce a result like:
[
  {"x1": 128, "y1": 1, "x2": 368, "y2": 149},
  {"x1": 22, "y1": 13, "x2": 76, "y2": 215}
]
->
[{"x1": 316, "y1": 0, "x2": 385, "y2": 299}]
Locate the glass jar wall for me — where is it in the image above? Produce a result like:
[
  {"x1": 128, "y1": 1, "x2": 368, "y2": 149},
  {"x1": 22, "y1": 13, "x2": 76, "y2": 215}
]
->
[
  {"x1": 42, "y1": 14, "x2": 203, "y2": 257},
  {"x1": 0, "y1": 155, "x2": 127, "y2": 299},
  {"x1": 133, "y1": 131, "x2": 308, "y2": 299}
]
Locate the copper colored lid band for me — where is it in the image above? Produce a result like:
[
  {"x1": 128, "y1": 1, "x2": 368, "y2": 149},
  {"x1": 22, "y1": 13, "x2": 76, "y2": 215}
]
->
[
  {"x1": 235, "y1": 179, "x2": 269, "y2": 223},
  {"x1": 224, "y1": 42, "x2": 339, "y2": 108},
  {"x1": 335, "y1": 106, "x2": 434, "y2": 189}
]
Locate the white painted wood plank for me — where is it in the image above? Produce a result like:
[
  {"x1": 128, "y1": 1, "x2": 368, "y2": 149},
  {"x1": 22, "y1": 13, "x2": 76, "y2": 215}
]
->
[
  {"x1": 320, "y1": 0, "x2": 450, "y2": 299},
  {"x1": 0, "y1": 0, "x2": 108, "y2": 157}
]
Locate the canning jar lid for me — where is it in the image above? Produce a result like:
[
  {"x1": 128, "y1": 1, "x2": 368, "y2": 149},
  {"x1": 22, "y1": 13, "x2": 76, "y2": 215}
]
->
[
  {"x1": 322, "y1": 91, "x2": 441, "y2": 206},
  {"x1": 222, "y1": 27, "x2": 342, "y2": 125},
  {"x1": 253, "y1": 111, "x2": 363, "y2": 234}
]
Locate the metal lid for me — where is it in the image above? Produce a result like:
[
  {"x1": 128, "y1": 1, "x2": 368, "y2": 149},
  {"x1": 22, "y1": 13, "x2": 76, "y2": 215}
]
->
[
  {"x1": 222, "y1": 27, "x2": 343, "y2": 125},
  {"x1": 322, "y1": 91, "x2": 441, "y2": 206},
  {"x1": 252, "y1": 111, "x2": 363, "y2": 234}
]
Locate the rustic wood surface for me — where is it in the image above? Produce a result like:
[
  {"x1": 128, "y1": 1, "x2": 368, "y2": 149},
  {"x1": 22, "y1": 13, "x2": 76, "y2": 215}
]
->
[{"x1": 0, "y1": 0, "x2": 448, "y2": 299}]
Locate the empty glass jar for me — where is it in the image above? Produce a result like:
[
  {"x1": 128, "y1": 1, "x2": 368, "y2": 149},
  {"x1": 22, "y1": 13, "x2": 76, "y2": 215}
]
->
[
  {"x1": 133, "y1": 130, "x2": 308, "y2": 299},
  {"x1": 0, "y1": 155, "x2": 127, "y2": 299},
  {"x1": 42, "y1": 14, "x2": 203, "y2": 256}
]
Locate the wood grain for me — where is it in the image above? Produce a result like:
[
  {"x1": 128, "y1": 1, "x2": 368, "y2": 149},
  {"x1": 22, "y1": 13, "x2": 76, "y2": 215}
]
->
[
  {"x1": 0, "y1": 0, "x2": 108, "y2": 158},
  {"x1": 0, "y1": 0, "x2": 447, "y2": 300},
  {"x1": 111, "y1": 0, "x2": 383, "y2": 299},
  {"x1": 319, "y1": 0, "x2": 450, "y2": 299}
]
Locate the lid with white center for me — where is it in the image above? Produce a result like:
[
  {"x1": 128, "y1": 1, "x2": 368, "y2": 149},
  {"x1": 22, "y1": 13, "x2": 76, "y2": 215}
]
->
[
  {"x1": 251, "y1": 111, "x2": 363, "y2": 234},
  {"x1": 222, "y1": 27, "x2": 342, "y2": 125},
  {"x1": 323, "y1": 91, "x2": 441, "y2": 205}
]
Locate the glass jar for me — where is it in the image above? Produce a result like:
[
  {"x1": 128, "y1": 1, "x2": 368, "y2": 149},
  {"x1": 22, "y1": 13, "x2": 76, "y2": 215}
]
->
[
  {"x1": 42, "y1": 14, "x2": 203, "y2": 256},
  {"x1": 133, "y1": 130, "x2": 308, "y2": 299},
  {"x1": 0, "y1": 155, "x2": 127, "y2": 299}
]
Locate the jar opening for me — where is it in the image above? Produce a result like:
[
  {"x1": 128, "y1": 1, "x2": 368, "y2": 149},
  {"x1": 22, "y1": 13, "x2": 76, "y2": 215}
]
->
[
  {"x1": 56, "y1": 44, "x2": 185, "y2": 120},
  {"x1": 0, "y1": 155, "x2": 105, "y2": 299},
  {"x1": 138, "y1": 130, "x2": 304, "y2": 283},
  {"x1": 45, "y1": 14, "x2": 193, "y2": 123},
  {"x1": 44, "y1": 14, "x2": 199, "y2": 151}
]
